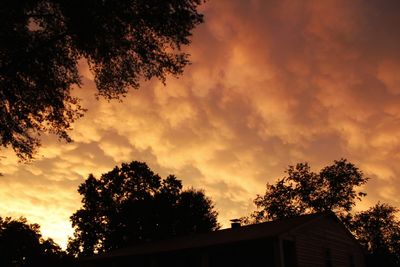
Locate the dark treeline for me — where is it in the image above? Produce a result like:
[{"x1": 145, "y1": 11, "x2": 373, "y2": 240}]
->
[
  {"x1": 1, "y1": 159, "x2": 399, "y2": 267},
  {"x1": 0, "y1": 217, "x2": 73, "y2": 267},
  {"x1": 1, "y1": 161, "x2": 219, "y2": 266}
]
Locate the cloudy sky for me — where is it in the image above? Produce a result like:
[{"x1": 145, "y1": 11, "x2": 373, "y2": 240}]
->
[{"x1": 1, "y1": 0, "x2": 400, "y2": 248}]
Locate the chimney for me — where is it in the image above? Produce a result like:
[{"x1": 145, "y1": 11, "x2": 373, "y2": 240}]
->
[{"x1": 230, "y1": 219, "x2": 241, "y2": 229}]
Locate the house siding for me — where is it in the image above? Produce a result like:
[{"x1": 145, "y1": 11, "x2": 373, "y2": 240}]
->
[{"x1": 283, "y1": 217, "x2": 365, "y2": 267}]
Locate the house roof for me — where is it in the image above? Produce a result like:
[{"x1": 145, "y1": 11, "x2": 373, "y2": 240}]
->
[{"x1": 83, "y1": 212, "x2": 337, "y2": 261}]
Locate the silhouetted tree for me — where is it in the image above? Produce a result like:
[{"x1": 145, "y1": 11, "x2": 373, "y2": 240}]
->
[
  {"x1": 351, "y1": 203, "x2": 400, "y2": 267},
  {"x1": 250, "y1": 159, "x2": 368, "y2": 223},
  {"x1": 247, "y1": 159, "x2": 400, "y2": 264},
  {"x1": 0, "y1": 0, "x2": 205, "y2": 160},
  {"x1": 68, "y1": 161, "x2": 219, "y2": 257},
  {"x1": 0, "y1": 216, "x2": 70, "y2": 267}
]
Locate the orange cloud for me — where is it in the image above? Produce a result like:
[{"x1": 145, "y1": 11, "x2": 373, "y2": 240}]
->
[{"x1": 1, "y1": 0, "x2": 400, "y2": 248}]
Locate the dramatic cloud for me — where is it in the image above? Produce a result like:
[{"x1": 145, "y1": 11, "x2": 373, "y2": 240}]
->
[{"x1": 1, "y1": 0, "x2": 400, "y2": 248}]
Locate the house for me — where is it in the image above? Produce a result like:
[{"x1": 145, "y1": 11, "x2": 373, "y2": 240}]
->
[{"x1": 80, "y1": 212, "x2": 366, "y2": 267}]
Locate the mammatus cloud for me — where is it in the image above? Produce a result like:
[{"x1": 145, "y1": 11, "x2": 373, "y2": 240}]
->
[{"x1": 1, "y1": 0, "x2": 400, "y2": 248}]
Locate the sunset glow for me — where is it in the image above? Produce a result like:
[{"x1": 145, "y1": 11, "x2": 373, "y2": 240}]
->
[{"x1": 1, "y1": 0, "x2": 400, "y2": 249}]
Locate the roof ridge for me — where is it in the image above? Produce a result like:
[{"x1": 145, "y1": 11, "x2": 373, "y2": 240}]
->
[{"x1": 82, "y1": 212, "x2": 331, "y2": 261}]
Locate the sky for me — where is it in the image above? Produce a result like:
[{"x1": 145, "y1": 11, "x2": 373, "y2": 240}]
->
[{"x1": 1, "y1": 0, "x2": 400, "y2": 249}]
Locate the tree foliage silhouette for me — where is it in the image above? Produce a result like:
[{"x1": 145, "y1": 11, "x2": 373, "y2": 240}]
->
[
  {"x1": 0, "y1": 0, "x2": 205, "y2": 160},
  {"x1": 68, "y1": 161, "x2": 219, "y2": 257},
  {"x1": 249, "y1": 159, "x2": 400, "y2": 264},
  {"x1": 0, "y1": 216, "x2": 70, "y2": 267},
  {"x1": 351, "y1": 203, "x2": 400, "y2": 267},
  {"x1": 251, "y1": 159, "x2": 368, "y2": 223}
]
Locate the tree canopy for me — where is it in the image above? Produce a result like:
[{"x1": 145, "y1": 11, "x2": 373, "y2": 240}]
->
[
  {"x1": 248, "y1": 159, "x2": 400, "y2": 266},
  {"x1": 0, "y1": 0, "x2": 205, "y2": 160},
  {"x1": 351, "y1": 203, "x2": 400, "y2": 266},
  {"x1": 0, "y1": 216, "x2": 70, "y2": 267},
  {"x1": 251, "y1": 159, "x2": 368, "y2": 223},
  {"x1": 68, "y1": 161, "x2": 219, "y2": 257}
]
